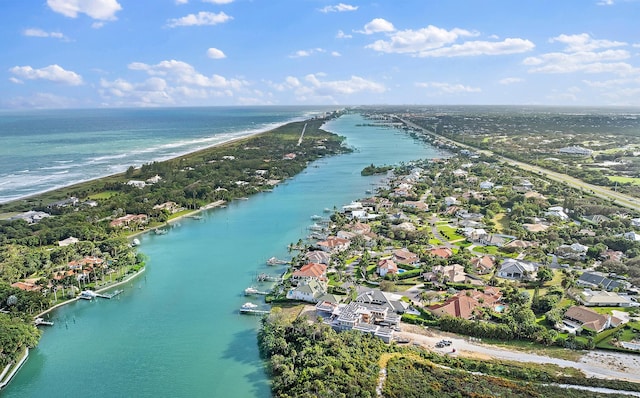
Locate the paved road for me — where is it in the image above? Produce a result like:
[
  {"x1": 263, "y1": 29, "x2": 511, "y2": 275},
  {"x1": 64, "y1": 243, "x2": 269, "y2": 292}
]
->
[
  {"x1": 397, "y1": 324, "x2": 640, "y2": 383},
  {"x1": 398, "y1": 117, "x2": 640, "y2": 212}
]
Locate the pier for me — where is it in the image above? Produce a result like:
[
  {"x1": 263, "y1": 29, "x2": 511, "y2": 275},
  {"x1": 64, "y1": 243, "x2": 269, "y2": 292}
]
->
[
  {"x1": 266, "y1": 256, "x2": 289, "y2": 265},
  {"x1": 244, "y1": 287, "x2": 269, "y2": 296},
  {"x1": 257, "y1": 273, "x2": 283, "y2": 282},
  {"x1": 239, "y1": 308, "x2": 270, "y2": 315},
  {"x1": 80, "y1": 289, "x2": 123, "y2": 300},
  {"x1": 96, "y1": 289, "x2": 123, "y2": 299}
]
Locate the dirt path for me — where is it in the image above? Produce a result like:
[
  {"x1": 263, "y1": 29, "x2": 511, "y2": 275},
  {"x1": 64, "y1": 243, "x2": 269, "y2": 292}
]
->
[{"x1": 396, "y1": 324, "x2": 640, "y2": 383}]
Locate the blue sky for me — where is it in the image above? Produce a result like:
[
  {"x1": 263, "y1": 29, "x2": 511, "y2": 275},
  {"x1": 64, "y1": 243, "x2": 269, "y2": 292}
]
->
[{"x1": 2, "y1": 0, "x2": 639, "y2": 108}]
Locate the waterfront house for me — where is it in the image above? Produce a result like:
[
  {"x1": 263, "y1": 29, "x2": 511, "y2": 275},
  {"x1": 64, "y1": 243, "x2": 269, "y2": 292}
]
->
[
  {"x1": 497, "y1": 259, "x2": 538, "y2": 280},
  {"x1": 127, "y1": 180, "x2": 146, "y2": 189},
  {"x1": 316, "y1": 237, "x2": 350, "y2": 253},
  {"x1": 305, "y1": 250, "x2": 331, "y2": 265},
  {"x1": 109, "y1": 214, "x2": 148, "y2": 229},
  {"x1": 146, "y1": 175, "x2": 162, "y2": 184},
  {"x1": 377, "y1": 259, "x2": 398, "y2": 277},
  {"x1": 562, "y1": 306, "x2": 619, "y2": 334},
  {"x1": 9, "y1": 210, "x2": 51, "y2": 224},
  {"x1": 286, "y1": 279, "x2": 326, "y2": 303},
  {"x1": 291, "y1": 263, "x2": 327, "y2": 286}
]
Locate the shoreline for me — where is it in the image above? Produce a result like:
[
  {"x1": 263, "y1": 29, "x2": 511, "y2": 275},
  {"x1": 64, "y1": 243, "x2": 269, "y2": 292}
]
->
[
  {"x1": 34, "y1": 266, "x2": 147, "y2": 319},
  {"x1": 0, "y1": 115, "x2": 304, "y2": 207}
]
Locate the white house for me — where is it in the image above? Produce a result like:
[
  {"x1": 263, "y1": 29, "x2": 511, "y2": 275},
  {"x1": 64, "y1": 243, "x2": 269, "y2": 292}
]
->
[
  {"x1": 444, "y1": 196, "x2": 458, "y2": 207},
  {"x1": 377, "y1": 259, "x2": 398, "y2": 277},
  {"x1": 286, "y1": 279, "x2": 326, "y2": 303},
  {"x1": 497, "y1": 259, "x2": 538, "y2": 280}
]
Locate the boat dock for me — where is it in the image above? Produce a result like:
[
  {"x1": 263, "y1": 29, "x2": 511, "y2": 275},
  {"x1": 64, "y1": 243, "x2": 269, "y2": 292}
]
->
[
  {"x1": 96, "y1": 289, "x2": 123, "y2": 299},
  {"x1": 257, "y1": 273, "x2": 283, "y2": 282},
  {"x1": 244, "y1": 287, "x2": 269, "y2": 296},
  {"x1": 80, "y1": 289, "x2": 123, "y2": 300},
  {"x1": 239, "y1": 308, "x2": 270, "y2": 315},
  {"x1": 266, "y1": 256, "x2": 289, "y2": 265}
]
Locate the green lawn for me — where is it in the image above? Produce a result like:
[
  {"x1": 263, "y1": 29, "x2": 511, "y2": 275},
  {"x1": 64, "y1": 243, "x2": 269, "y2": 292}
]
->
[
  {"x1": 437, "y1": 225, "x2": 464, "y2": 241},
  {"x1": 473, "y1": 246, "x2": 499, "y2": 255},
  {"x1": 88, "y1": 190, "x2": 118, "y2": 199},
  {"x1": 607, "y1": 176, "x2": 640, "y2": 185}
]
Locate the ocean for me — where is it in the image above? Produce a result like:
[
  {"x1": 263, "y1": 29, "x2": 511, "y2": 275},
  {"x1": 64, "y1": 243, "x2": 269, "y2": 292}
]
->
[
  {"x1": 1, "y1": 111, "x2": 445, "y2": 397},
  {"x1": 0, "y1": 106, "x2": 334, "y2": 204}
]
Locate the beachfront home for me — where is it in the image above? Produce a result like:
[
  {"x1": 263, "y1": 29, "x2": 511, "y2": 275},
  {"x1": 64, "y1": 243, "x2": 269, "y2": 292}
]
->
[
  {"x1": 127, "y1": 180, "x2": 146, "y2": 189},
  {"x1": 9, "y1": 210, "x2": 51, "y2": 224},
  {"x1": 497, "y1": 259, "x2": 538, "y2": 280}
]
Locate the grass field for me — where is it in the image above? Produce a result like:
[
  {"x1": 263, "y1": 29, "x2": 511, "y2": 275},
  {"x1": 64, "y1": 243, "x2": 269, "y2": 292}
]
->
[{"x1": 608, "y1": 176, "x2": 640, "y2": 185}]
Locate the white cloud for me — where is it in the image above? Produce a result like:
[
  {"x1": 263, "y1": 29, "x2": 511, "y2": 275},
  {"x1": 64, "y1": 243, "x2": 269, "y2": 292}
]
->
[
  {"x1": 336, "y1": 30, "x2": 352, "y2": 39},
  {"x1": 289, "y1": 48, "x2": 326, "y2": 58},
  {"x1": 550, "y1": 33, "x2": 626, "y2": 52},
  {"x1": 9, "y1": 77, "x2": 23, "y2": 84},
  {"x1": 597, "y1": 0, "x2": 614, "y2": 5},
  {"x1": 100, "y1": 60, "x2": 250, "y2": 106},
  {"x1": 319, "y1": 3, "x2": 358, "y2": 13},
  {"x1": 417, "y1": 38, "x2": 535, "y2": 57},
  {"x1": 202, "y1": 0, "x2": 234, "y2": 3},
  {"x1": 92, "y1": 21, "x2": 105, "y2": 29},
  {"x1": 269, "y1": 74, "x2": 385, "y2": 102},
  {"x1": 47, "y1": 0, "x2": 122, "y2": 21},
  {"x1": 358, "y1": 18, "x2": 395, "y2": 35},
  {"x1": 499, "y1": 77, "x2": 524, "y2": 85},
  {"x1": 331, "y1": 51, "x2": 341, "y2": 57},
  {"x1": 207, "y1": 47, "x2": 226, "y2": 59},
  {"x1": 176, "y1": 0, "x2": 188, "y2": 4},
  {"x1": 167, "y1": 11, "x2": 232, "y2": 27},
  {"x1": 9, "y1": 64, "x2": 83, "y2": 85},
  {"x1": 525, "y1": 33, "x2": 638, "y2": 76},
  {"x1": 23, "y1": 28, "x2": 67, "y2": 40},
  {"x1": 416, "y1": 81, "x2": 481, "y2": 94},
  {"x1": 4, "y1": 92, "x2": 79, "y2": 109},
  {"x1": 366, "y1": 25, "x2": 477, "y2": 54}
]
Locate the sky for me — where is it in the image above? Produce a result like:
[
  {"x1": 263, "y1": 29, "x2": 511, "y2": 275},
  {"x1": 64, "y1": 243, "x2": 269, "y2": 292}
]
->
[{"x1": 1, "y1": 0, "x2": 640, "y2": 108}]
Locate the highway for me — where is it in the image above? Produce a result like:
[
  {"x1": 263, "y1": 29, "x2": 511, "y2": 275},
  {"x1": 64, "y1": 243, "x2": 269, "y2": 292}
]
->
[{"x1": 398, "y1": 117, "x2": 640, "y2": 213}]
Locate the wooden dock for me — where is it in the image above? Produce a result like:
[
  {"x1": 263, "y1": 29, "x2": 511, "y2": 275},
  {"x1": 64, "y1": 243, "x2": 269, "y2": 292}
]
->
[
  {"x1": 96, "y1": 289, "x2": 123, "y2": 299},
  {"x1": 257, "y1": 273, "x2": 283, "y2": 282},
  {"x1": 239, "y1": 308, "x2": 270, "y2": 315}
]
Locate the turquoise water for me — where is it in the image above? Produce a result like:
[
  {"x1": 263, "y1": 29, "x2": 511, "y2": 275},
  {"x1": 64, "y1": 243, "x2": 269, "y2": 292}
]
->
[{"x1": 3, "y1": 114, "x2": 445, "y2": 397}]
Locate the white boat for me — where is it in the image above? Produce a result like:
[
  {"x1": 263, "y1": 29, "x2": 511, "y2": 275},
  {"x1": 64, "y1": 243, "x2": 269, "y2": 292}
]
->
[
  {"x1": 131, "y1": 238, "x2": 141, "y2": 246},
  {"x1": 308, "y1": 223, "x2": 325, "y2": 231},
  {"x1": 80, "y1": 290, "x2": 97, "y2": 300},
  {"x1": 323, "y1": 208, "x2": 332, "y2": 213},
  {"x1": 244, "y1": 287, "x2": 259, "y2": 295},
  {"x1": 241, "y1": 302, "x2": 258, "y2": 309},
  {"x1": 310, "y1": 215, "x2": 322, "y2": 221}
]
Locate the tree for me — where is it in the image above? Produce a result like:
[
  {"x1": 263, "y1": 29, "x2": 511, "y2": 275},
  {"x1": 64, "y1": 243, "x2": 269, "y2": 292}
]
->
[{"x1": 536, "y1": 266, "x2": 553, "y2": 285}]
